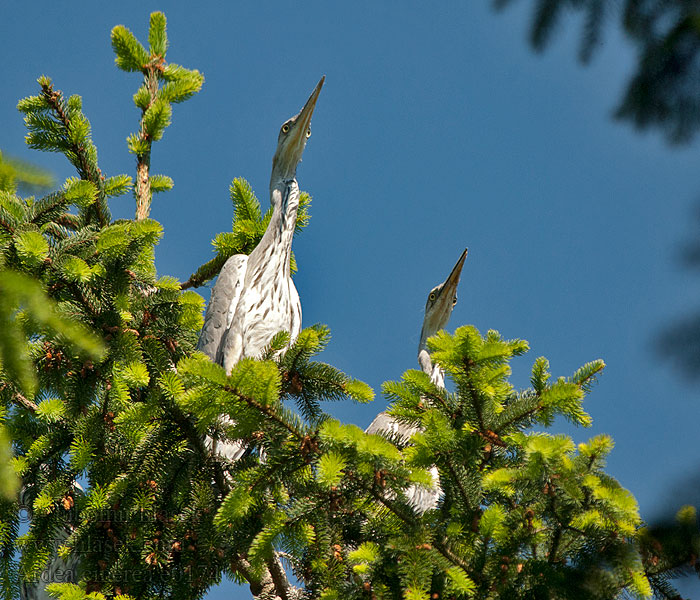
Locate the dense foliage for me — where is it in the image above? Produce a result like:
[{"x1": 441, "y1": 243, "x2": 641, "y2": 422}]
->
[{"x1": 1, "y1": 10, "x2": 696, "y2": 600}]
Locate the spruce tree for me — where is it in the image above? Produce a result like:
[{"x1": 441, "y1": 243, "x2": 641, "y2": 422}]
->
[{"x1": 0, "y1": 10, "x2": 694, "y2": 600}]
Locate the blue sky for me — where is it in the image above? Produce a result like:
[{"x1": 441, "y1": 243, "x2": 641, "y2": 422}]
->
[{"x1": 4, "y1": 1, "x2": 700, "y2": 596}]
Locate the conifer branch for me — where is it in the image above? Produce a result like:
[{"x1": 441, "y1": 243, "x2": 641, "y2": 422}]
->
[
  {"x1": 180, "y1": 255, "x2": 227, "y2": 290},
  {"x1": 179, "y1": 276, "x2": 199, "y2": 291},
  {"x1": 267, "y1": 554, "x2": 293, "y2": 600},
  {"x1": 2, "y1": 383, "x2": 38, "y2": 412},
  {"x1": 463, "y1": 361, "x2": 488, "y2": 434},
  {"x1": 102, "y1": 324, "x2": 140, "y2": 338},
  {"x1": 54, "y1": 214, "x2": 81, "y2": 232},
  {"x1": 372, "y1": 487, "x2": 478, "y2": 584},
  {"x1": 372, "y1": 488, "x2": 418, "y2": 529},
  {"x1": 362, "y1": 430, "x2": 482, "y2": 582},
  {"x1": 497, "y1": 400, "x2": 541, "y2": 431},
  {"x1": 547, "y1": 491, "x2": 564, "y2": 564},
  {"x1": 163, "y1": 397, "x2": 230, "y2": 496},
  {"x1": 112, "y1": 13, "x2": 202, "y2": 222},
  {"x1": 0, "y1": 216, "x2": 15, "y2": 234},
  {"x1": 248, "y1": 459, "x2": 300, "y2": 497},
  {"x1": 222, "y1": 384, "x2": 304, "y2": 441},
  {"x1": 549, "y1": 526, "x2": 562, "y2": 564},
  {"x1": 434, "y1": 540, "x2": 478, "y2": 581},
  {"x1": 442, "y1": 455, "x2": 475, "y2": 511},
  {"x1": 38, "y1": 81, "x2": 109, "y2": 228},
  {"x1": 555, "y1": 525, "x2": 587, "y2": 560},
  {"x1": 232, "y1": 557, "x2": 291, "y2": 600},
  {"x1": 69, "y1": 282, "x2": 99, "y2": 319}
]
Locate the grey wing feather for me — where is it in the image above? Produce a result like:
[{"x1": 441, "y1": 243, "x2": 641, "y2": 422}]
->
[
  {"x1": 365, "y1": 413, "x2": 438, "y2": 514},
  {"x1": 199, "y1": 255, "x2": 250, "y2": 467},
  {"x1": 365, "y1": 411, "x2": 394, "y2": 435},
  {"x1": 406, "y1": 466, "x2": 440, "y2": 514},
  {"x1": 197, "y1": 254, "x2": 248, "y2": 363},
  {"x1": 207, "y1": 424, "x2": 248, "y2": 463},
  {"x1": 365, "y1": 411, "x2": 418, "y2": 444}
]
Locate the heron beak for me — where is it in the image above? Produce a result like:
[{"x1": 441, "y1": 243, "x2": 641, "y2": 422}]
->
[
  {"x1": 299, "y1": 76, "x2": 324, "y2": 132},
  {"x1": 436, "y1": 248, "x2": 468, "y2": 308},
  {"x1": 273, "y1": 76, "x2": 324, "y2": 180},
  {"x1": 444, "y1": 248, "x2": 468, "y2": 292},
  {"x1": 431, "y1": 248, "x2": 467, "y2": 320},
  {"x1": 288, "y1": 76, "x2": 324, "y2": 155}
]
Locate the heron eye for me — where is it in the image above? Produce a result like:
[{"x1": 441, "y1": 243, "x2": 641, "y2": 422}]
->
[
  {"x1": 282, "y1": 124, "x2": 290, "y2": 133},
  {"x1": 306, "y1": 128, "x2": 311, "y2": 138},
  {"x1": 429, "y1": 292, "x2": 436, "y2": 301},
  {"x1": 452, "y1": 297, "x2": 458, "y2": 305}
]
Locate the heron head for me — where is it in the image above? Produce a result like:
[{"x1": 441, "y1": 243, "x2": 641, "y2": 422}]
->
[
  {"x1": 271, "y1": 76, "x2": 324, "y2": 183},
  {"x1": 419, "y1": 248, "x2": 468, "y2": 353}
]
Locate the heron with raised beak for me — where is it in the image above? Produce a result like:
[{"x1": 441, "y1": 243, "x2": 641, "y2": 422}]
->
[
  {"x1": 366, "y1": 248, "x2": 468, "y2": 512},
  {"x1": 198, "y1": 77, "x2": 324, "y2": 460}
]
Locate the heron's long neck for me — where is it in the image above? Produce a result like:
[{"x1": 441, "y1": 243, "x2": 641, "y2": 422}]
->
[
  {"x1": 418, "y1": 320, "x2": 436, "y2": 373},
  {"x1": 418, "y1": 340, "x2": 434, "y2": 380},
  {"x1": 248, "y1": 179, "x2": 299, "y2": 278},
  {"x1": 418, "y1": 324, "x2": 445, "y2": 388}
]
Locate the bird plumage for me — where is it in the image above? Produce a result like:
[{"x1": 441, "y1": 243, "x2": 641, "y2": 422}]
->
[
  {"x1": 219, "y1": 180, "x2": 303, "y2": 373},
  {"x1": 197, "y1": 77, "x2": 323, "y2": 462},
  {"x1": 198, "y1": 254, "x2": 247, "y2": 364},
  {"x1": 198, "y1": 77, "x2": 323, "y2": 370},
  {"x1": 366, "y1": 248, "x2": 468, "y2": 512}
]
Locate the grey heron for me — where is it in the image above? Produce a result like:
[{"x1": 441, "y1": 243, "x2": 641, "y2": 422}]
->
[
  {"x1": 20, "y1": 528, "x2": 80, "y2": 600},
  {"x1": 19, "y1": 482, "x2": 83, "y2": 600},
  {"x1": 366, "y1": 248, "x2": 468, "y2": 512},
  {"x1": 197, "y1": 77, "x2": 324, "y2": 461}
]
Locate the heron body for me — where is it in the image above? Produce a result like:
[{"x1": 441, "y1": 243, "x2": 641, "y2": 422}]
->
[
  {"x1": 218, "y1": 178, "x2": 303, "y2": 373},
  {"x1": 197, "y1": 254, "x2": 247, "y2": 365},
  {"x1": 366, "y1": 248, "x2": 468, "y2": 512},
  {"x1": 198, "y1": 77, "x2": 323, "y2": 370},
  {"x1": 197, "y1": 77, "x2": 323, "y2": 461},
  {"x1": 20, "y1": 530, "x2": 80, "y2": 600},
  {"x1": 19, "y1": 482, "x2": 83, "y2": 600}
]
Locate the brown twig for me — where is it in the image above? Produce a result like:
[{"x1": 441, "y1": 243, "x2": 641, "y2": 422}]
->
[
  {"x1": 232, "y1": 556, "x2": 291, "y2": 600},
  {"x1": 179, "y1": 275, "x2": 201, "y2": 290},
  {"x1": 3, "y1": 384, "x2": 39, "y2": 412},
  {"x1": 268, "y1": 554, "x2": 294, "y2": 600},
  {"x1": 0, "y1": 216, "x2": 15, "y2": 234},
  {"x1": 134, "y1": 60, "x2": 162, "y2": 221},
  {"x1": 223, "y1": 384, "x2": 304, "y2": 441},
  {"x1": 180, "y1": 254, "x2": 228, "y2": 290}
]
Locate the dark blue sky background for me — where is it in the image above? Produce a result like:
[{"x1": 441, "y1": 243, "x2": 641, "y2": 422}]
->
[{"x1": 4, "y1": 1, "x2": 700, "y2": 596}]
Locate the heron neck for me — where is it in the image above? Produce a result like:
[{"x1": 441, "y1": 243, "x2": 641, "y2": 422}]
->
[
  {"x1": 418, "y1": 325, "x2": 447, "y2": 387},
  {"x1": 418, "y1": 323, "x2": 435, "y2": 371},
  {"x1": 418, "y1": 347, "x2": 433, "y2": 375},
  {"x1": 248, "y1": 179, "x2": 299, "y2": 278}
]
